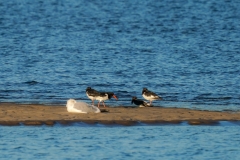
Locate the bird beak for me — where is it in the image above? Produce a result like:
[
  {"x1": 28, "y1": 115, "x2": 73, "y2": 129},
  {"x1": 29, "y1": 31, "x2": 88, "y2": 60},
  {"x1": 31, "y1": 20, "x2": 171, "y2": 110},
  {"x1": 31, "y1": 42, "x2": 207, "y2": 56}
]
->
[{"x1": 112, "y1": 95, "x2": 118, "y2": 100}]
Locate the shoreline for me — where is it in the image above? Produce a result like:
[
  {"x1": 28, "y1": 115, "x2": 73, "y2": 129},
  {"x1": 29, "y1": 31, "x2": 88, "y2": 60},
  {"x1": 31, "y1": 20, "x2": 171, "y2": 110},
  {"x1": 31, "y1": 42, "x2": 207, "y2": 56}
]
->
[{"x1": 0, "y1": 103, "x2": 240, "y2": 126}]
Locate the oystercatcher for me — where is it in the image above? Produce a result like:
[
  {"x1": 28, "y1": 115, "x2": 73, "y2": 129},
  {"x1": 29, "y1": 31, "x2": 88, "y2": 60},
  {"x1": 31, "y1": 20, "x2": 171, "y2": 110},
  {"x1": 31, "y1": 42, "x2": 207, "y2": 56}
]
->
[
  {"x1": 86, "y1": 87, "x2": 100, "y2": 105},
  {"x1": 142, "y1": 88, "x2": 162, "y2": 105},
  {"x1": 96, "y1": 92, "x2": 118, "y2": 108},
  {"x1": 86, "y1": 87, "x2": 118, "y2": 107},
  {"x1": 131, "y1": 96, "x2": 149, "y2": 107}
]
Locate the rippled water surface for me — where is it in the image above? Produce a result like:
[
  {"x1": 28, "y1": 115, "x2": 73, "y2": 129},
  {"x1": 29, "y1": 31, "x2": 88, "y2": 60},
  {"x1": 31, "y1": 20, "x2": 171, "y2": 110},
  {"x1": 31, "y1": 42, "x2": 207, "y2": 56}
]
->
[
  {"x1": 0, "y1": 0, "x2": 240, "y2": 111},
  {"x1": 0, "y1": 123, "x2": 240, "y2": 160},
  {"x1": 1, "y1": 1, "x2": 240, "y2": 159}
]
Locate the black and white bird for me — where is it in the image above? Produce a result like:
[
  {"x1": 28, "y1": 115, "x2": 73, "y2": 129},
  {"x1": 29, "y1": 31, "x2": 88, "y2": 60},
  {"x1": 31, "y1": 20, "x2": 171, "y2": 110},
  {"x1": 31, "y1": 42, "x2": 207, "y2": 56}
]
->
[
  {"x1": 95, "y1": 92, "x2": 118, "y2": 108},
  {"x1": 131, "y1": 96, "x2": 149, "y2": 107},
  {"x1": 86, "y1": 87, "x2": 100, "y2": 105},
  {"x1": 86, "y1": 87, "x2": 118, "y2": 108},
  {"x1": 142, "y1": 88, "x2": 162, "y2": 105}
]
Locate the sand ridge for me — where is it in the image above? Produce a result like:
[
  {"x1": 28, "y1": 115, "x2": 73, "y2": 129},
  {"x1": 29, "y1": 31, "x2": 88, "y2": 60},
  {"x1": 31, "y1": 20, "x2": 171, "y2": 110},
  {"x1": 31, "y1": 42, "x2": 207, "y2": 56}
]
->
[{"x1": 0, "y1": 103, "x2": 239, "y2": 126}]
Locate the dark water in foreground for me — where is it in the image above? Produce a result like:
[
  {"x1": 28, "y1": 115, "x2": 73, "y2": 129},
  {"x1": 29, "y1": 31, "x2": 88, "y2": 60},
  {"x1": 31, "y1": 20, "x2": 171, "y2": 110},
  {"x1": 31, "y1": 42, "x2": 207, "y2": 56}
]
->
[
  {"x1": 0, "y1": 0, "x2": 240, "y2": 111},
  {"x1": 0, "y1": 123, "x2": 240, "y2": 160}
]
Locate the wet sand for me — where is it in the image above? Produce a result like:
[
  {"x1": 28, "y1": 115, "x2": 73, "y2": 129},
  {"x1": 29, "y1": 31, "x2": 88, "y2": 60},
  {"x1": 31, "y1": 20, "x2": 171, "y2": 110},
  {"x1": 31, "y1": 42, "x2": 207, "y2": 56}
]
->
[{"x1": 0, "y1": 103, "x2": 240, "y2": 126}]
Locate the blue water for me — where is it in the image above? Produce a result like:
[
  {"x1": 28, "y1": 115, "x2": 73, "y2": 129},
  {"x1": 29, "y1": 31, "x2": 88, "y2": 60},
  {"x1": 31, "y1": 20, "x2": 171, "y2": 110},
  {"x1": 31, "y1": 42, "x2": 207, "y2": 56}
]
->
[
  {"x1": 0, "y1": 0, "x2": 240, "y2": 111},
  {"x1": 0, "y1": 1, "x2": 240, "y2": 158},
  {"x1": 0, "y1": 123, "x2": 240, "y2": 160}
]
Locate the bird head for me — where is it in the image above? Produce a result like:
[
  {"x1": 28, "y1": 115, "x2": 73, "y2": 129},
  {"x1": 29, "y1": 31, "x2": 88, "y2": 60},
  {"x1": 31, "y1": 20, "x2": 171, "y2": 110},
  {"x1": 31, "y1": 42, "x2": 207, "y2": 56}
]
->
[
  {"x1": 86, "y1": 87, "x2": 92, "y2": 91},
  {"x1": 142, "y1": 87, "x2": 148, "y2": 94},
  {"x1": 107, "y1": 92, "x2": 118, "y2": 100},
  {"x1": 131, "y1": 96, "x2": 137, "y2": 104}
]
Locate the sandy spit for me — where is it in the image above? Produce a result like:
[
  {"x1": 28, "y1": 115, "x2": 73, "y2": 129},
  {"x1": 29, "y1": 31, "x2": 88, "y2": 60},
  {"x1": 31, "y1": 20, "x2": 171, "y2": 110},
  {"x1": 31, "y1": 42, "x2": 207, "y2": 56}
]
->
[{"x1": 0, "y1": 103, "x2": 239, "y2": 126}]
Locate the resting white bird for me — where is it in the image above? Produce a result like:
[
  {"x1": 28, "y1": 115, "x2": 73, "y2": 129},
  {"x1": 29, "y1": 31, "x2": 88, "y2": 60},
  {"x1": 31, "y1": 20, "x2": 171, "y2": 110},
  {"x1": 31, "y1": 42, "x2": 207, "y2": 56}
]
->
[{"x1": 66, "y1": 99, "x2": 100, "y2": 113}]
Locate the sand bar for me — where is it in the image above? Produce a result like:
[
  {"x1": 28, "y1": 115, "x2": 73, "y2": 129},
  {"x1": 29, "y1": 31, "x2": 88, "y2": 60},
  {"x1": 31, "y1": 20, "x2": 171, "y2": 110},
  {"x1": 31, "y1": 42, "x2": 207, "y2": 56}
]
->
[{"x1": 0, "y1": 103, "x2": 240, "y2": 126}]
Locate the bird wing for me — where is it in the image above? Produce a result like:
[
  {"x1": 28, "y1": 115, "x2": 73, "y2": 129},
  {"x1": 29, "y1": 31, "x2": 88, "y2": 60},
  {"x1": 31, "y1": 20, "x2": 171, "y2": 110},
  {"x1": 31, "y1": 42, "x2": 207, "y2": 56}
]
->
[
  {"x1": 146, "y1": 90, "x2": 162, "y2": 99},
  {"x1": 98, "y1": 92, "x2": 108, "y2": 97},
  {"x1": 73, "y1": 101, "x2": 100, "y2": 113},
  {"x1": 87, "y1": 89, "x2": 101, "y2": 96}
]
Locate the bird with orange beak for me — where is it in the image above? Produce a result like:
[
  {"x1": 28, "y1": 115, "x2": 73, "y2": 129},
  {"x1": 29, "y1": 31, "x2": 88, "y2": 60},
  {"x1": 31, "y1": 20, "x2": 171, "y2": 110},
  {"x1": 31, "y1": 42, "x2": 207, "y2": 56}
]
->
[
  {"x1": 95, "y1": 92, "x2": 118, "y2": 108},
  {"x1": 86, "y1": 87, "x2": 118, "y2": 108}
]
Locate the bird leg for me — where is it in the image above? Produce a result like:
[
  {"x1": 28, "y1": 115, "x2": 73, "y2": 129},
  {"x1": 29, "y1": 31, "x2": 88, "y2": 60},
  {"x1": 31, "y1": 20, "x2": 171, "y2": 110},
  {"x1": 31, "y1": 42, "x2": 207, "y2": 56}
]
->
[
  {"x1": 102, "y1": 101, "x2": 106, "y2": 108},
  {"x1": 98, "y1": 101, "x2": 100, "y2": 108}
]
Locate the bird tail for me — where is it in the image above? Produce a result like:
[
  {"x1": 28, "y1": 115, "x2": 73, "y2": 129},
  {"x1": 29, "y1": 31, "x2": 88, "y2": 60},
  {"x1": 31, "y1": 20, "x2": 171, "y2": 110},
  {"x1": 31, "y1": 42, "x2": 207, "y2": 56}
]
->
[
  {"x1": 158, "y1": 97, "x2": 163, "y2": 100},
  {"x1": 143, "y1": 101, "x2": 150, "y2": 107}
]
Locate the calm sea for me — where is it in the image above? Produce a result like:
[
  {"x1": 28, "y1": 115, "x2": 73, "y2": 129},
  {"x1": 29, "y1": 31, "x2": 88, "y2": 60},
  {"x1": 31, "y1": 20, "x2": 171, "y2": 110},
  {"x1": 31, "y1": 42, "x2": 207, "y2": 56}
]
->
[
  {"x1": 0, "y1": 0, "x2": 240, "y2": 111},
  {"x1": 0, "y1": 123, "x2": 240, "y2": 160},
  {"x1": 0, "y1": 1, "x2": 240, "y2": 159}
]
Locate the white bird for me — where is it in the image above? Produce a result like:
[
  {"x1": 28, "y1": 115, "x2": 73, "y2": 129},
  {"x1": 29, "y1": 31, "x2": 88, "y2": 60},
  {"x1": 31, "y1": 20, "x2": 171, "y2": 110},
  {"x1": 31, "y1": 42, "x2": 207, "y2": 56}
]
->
[{"x1": 66, "y1": 99, "x2": 100, "y2": 113}]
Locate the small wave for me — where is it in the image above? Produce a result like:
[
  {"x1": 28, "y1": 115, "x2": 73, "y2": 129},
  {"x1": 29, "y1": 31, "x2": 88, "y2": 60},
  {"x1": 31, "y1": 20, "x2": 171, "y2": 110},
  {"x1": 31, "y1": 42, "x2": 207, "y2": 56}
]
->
[
  {"x1": 24, "y1": 81, "x2": 39, "y2": 85},
  {"x1": 193, "y1": 95, "x2": 232, "y2": 101},
  {"x1": 0, "y1": 89, "x2": 24, "y2": 93}
]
